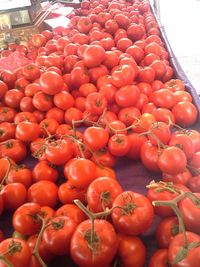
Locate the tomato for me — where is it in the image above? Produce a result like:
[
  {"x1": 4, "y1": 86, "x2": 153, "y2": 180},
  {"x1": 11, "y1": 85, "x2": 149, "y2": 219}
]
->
[
  {"x1": 0, "y1": 139, "x2": 26, "y2": 163},
  {"x1": 40, "y1": 71, "x2": 64, "y2": 95},
  {"x1": 56, "y1": 204, "x2": 86, "y2": 225},
  {"x1": 112, "y1": 191, "x2": 154, "y2": 235},
  {"x1": 168, "y1": 232, "x2": 200, "y2": 267},
  {"x1": 137, "y1": 82, "x2": 153, "y2": 96},
  {"x1": 105, "y1": 19, "x2": 119, "y2": 34},
  {"x1": 0, "y1": 122, "x2": 16, "y2": 142},
  {"x1": 31, "y1": 33, "x2": 46, "y2": 48},
  {"x1": 188, "y1": 175, "x2": 200, "y2": 193},
  {"x1": 43, "y1": 216, "x2": 76, "y2": 255},
  {"x1": 0, "y1": 70, "x2": 16, "y2": 89},
  {"x1": 117, "y1": 38, "x2": 133, "y2": 52},
  {"x1": 156, "y1": 216, "x2": 179, "y2": 248},
  {"x1": 158, "y1": 146, "x2": 187, "y2": 175},
  {"x1": 165, "y1": 79, "x2": 185, "y2": 92},
  {"x1": 58, "y1": 181, "x2": 86, "y2": 204},
  {"x1": 162, "y1": 168, "x2": 192, "y2": 186},
  {"x1": 19, "y1": 96, "x2": 34, "y2": 112},
  {"x1": 169, "y1": 133, "x2": 195, "y2": 159},
  {"x1": 70, "y1": 219, "x2": 118, "y2": 267},
  {"x1": 186, "y1": 130, "x2": 200, "y2": 152},
  {"x1": 179, "y1": 193, "x2": 200, "y2": 234},
  {"x1": 103, "y1": 51, "x2": 120, "y2": 69},
  {"x1": 45, "y1": 139, "x2": 73, "y2": 165},
  {"x1": 39, "y1": 118, "x2": 59, "y2": 137},
  {"x1": 115, "y1": 85, "x2": 140, "y2": 108},
  {"x1": 149, "y1": 89, "x2": 175, "y2": 109},
  {"x1": 15, "y1": 121, "x2": 40, "y2": 142},
  {"x1": 148, "y1": 249, "x2": 169, "y2": 267},
  {"x1": 152, "y1": 108, "x2": 175, "y2": 125},
  {"x1": 127, "y1": 23, "x2": 145, "y2": 41},
  {"x1": 150, "y1": 60, "x2": 167, "y2": 80},
  {"x1": 83, "y1": 126, "x2": 109, "y2": 151},
  {"x1": 132, "y1": 113, "x2": 156, "y2": 133},
  {"x1": 22, "y1": 64, "x2": 40, "y2": 81},
  {"x1": 118, "y1": 234, "x2": 146, "y2": 267},
  {"x1": 174, "y1": 91, "x2": 192, "y2": 104},
  {"x1": 126, "y1": 45, "x2": 144, "y2": 63},
  {"x1": 27, "y1": 180, "x2": 58, "y2": 208},
  {"x1": 108, "y1": 134, "x2": 130, "y2": 157},
  {"x1": 12, "y1": 202, "x2": 42, "y2": 235},
  {"x1": 0, "y1": 80, "x2": 8, "y2": 100},
  {"x1": 24, "y1": 83, "x2": 42, "y2": 97},
  {"x1": 32, "y1": 160, "x2": 58, "y2": 183},
  {"x1": 33, "y1": 92, "x2": 53, "y2": 112},
  {"x1": 138, "y1": 66, "x2": 156, "y2": 83},
  {"x1": 77, "y1": 17, "x2": 92, "y2": 33},
  {"x1": 4, "y1": 89, "x2": 24, "y2": 109},
  {"x1": 1, "y1": 183, "x2": 27, "y2": 211},
  {"x1": 99, "y1": 84, "x2": 117, "y2": 104},
  {"x1": 79, "y1": 83, "x2": 97, "y2": 97},
  {"x1": 148, "y1": 122, "x2": 171, "y2": 146},
  {"x1": 144, "y1": 53, "x2": 160, "y2": 66},
  {"x1": 85, "y1": 92, "x2": 107, "y2": 115},
  {"x1": 172, "y1": 101, "x2": 198, "y2": 127},
  {"x1": 112, "y1": 65, "x2": 136, "y2": 87},
  {"x1": 83, "y1": 45, "x2": 106, "y2": 68},
  {"x1": 71, "y1": 66, "x2": 90, "y2": 87},
  {"x1": 0, "y1": 238, "x2": 31, "y2": 267},
  {"x1": 140, "y1": 141, "x2": 160, "y2": 172},
  {"x1": 64, "y1": 107, "x2": 83, "y2": 125},
  {"x1": 87, "y1": 177, "x2": 122, "y2": 212},
  {"x1": 147, "y1": 183, "x2": 190, "y2": 217}
]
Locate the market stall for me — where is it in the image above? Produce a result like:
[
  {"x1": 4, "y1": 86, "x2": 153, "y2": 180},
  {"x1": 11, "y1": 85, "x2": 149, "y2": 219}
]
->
[{"x1": 0, "y1": 1, "x2": 200, "y2": 267}]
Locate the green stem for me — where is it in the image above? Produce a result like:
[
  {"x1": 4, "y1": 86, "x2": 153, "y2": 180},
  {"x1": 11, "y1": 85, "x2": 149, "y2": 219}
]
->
[
  {"x1": 0, "y1": 157, "x2": 12, "y2": 191},
  {"x1": 0, "y1": 255, "x2": 14, "y2": 267}
]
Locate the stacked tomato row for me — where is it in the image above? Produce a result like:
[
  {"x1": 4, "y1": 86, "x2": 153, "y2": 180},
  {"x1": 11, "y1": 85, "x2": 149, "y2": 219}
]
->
[{"x1": 0, "y1": 0, "x2": 200, "y2": 266}]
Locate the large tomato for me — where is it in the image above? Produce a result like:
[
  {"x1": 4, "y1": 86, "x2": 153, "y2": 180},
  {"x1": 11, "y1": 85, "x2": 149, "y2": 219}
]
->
[
  {"x1": 0, "y1": 139, "x2": 26, "y2": 163},
  {"x1": 111, "y1": 191, "x2": 154, "y2": 235},
  {"x1": 83, "y1": 126, "x2": 109, "y2": 151},
  {"x1": 83, "y1": 45, "x2": 106, "y2": 68},
  {"x1": 115, "y1": 85, "x2": 140, "y2": 107},
  {"x1": 70, "y1": 219, "x2": 118, "y2": 267},
  {"x1": 111, "y1": 65, "x2": 136, "y2": 87}
]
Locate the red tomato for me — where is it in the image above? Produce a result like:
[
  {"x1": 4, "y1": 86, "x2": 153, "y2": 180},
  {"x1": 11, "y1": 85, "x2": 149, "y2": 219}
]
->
[
  {"x1": 0, "y1": 139, "x2": 26, "y2": 163},
  {"x1": 168, "y1": 232, "x2": 200, "y2": 267},
  {"x1": 127, "y1": 133, "x2": 147, "y2": 160},
  {"x1": 148, "y1": 122, "x2": 171, "y2": 146},
  {"x1": 71, "y1": 66, "x2": 90, "y2": 87},
  {"x1": 112, "y1": 65, "x2": 136, "y2": 87},
  {"x1": 40, "y1": 71, "x2": 64, "y2": 95},
  {"x1": 87, "y1": 177, "x2": 123, "y2": 212},
  {"x1": 115, "y1": 85, "x2": 140, "y2": 107},
  {"x1": 179, "y1": 193, "x2": 200, "y2": 234},
  {"x1": 64, "y1": 107, "x2": 83, "y2": 125},
  {"x1": 156, "y1": 216, "x2": 179, "y2": 248},
  {"x1": 112, "y1": 191, "x2": 154, "y2": 235},
  {"x1": 0, "y1": 80, "x2": 8, "y2": 100},
  {"x1": 22, "y1": 64, "x2": 40, "y2": 81},
  {"x1": 4, "y1": 89, "x2": 24, "y2": 109},
  {"x1": 188, "y1": 175, "x2": 200, "y2": 193},
  {"x1": 148, "y1": 249, "x2": 169, "y2": 267},
  {"x1": 138, "y1": 66, "x2": 156, "y2": 83},
  {"x1": 55, "y1": 204, "x2": 86, "y2": 225},
  {"x1": 32, "y1": 160, "x2": 58, "y2": 183},
  {"x1": 83, "y1": 45, "x2": 106, "y2": 68},
  {"x1": 108, "y1": 134, "x2": 130, "y2": 157},
  {"x1": 149, "y1": 89, "x2": 175, "y2": 109},
  {"x1": 43, "y1": 216, "x2": 77, "y2": 255},
  {"x1": 126, "y1": 45, "x2": 144, "y2": 63},
  {"x1": 162, "y1": 168, "x2": 192, "y2": 186},
  {"x1": 70, "y1": 219, "x2": 118, "y2": 267},
  {"x1": 6, "y1": 164, "x2": 32, "y2": 189},
  {"x1": 85, "y1": 92, "x2": 107, "y2": 115},
  {"x1": 0, "y1": 238, "x2": 31, "y2": 267},
  {"x1": 118, "y1": 234, "x2": 146, "y2": 267},
  {"x1": 140, "y1": 141, "x2": 160, "y2": 172},
  {"x1": 79, "y1": 83, "x2": 97, "y2": 97},
  {"x1": 15, "y1": 121, "x2": 40, "y2": 142},
  {"x1": 27, "y1": 181, "x2": 58, "y2": 208},
  {"x1": 33, "y1": 92, "x2": 53, "y2": 112},
  {"x1": 0, "y1": 70, "x2": 16, "y2": 89},
  {"x1": 0, "y1": 122, "x2": 16, "y2": 142},
  {"x1": 83, "y1": 126, "x2": 109, "y2": 151}
]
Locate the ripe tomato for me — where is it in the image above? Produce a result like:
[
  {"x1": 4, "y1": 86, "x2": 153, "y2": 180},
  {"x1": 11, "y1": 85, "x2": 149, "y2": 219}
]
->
[
  {"x1": 40, "y1": 71, "x2": 64, "y2": 95},
  {"x1": 0, "y1": 80, "x2": 8, "y2": 100},
  {"x1": 39, "y1": 118, "x2": 59, "y2": 137},
  {"x1": 12, "y1": 202, "x2": 42, "y2": 235},
  {"x1": 188, "y1": 175, "x2": 200, "y2": 193},
  {"x1": 55, "y1": 204, "x2": 86, "y2": 225},
  {"x1": 132, "y1": 113, "x2": 156, "y2": 133},
  {"x1": 33, "y1": 92, "x2": 53, "y2": 112},
  {"x1": 158, "y1": 146, "x2": 187, "y2": 175},
  {"x1": 22, "y1": 64, "x2": 40, "y2": 81},
  {"x1": 115, "y1": 85, "x2": 140, "y2": 107},
  {"x1": 83, "y1": 45, "x2": 106, "y2": 68},
  {"x1": 168, "y1": 232, "x2": 200, "y2": 267},
  {"x1": 32, "y1": 160, "x2": 58, "y2": 183},
  {"x1": 118, "y1": 234, "x2": 146, "y2": 267},
  {"x1": 83, "y1": 126, "x2": 109, "y2": 151},
  {"x1": 0, "y1": 107, "x2": 16, "y2": 123},
  {"x1": 0, "y1": 122, "x2": 16, "y2": 142},
  {"x1": 140, "y1": 141, "x2": 160, "y2": 172},
  {"x1": 148, "y1": 122, "x2": 171, "y2": 146},
  {"x1": 58, "y1": 181, "x2": 86, "y2": 205},
  {"x1": 156, "y1": 216, "x2": 179, "y2": 248},
  {"x1": 70, "y1": 219, "x2": 118, "y2": 267},
  {"x1": 85, "y1": 92, "x2": 107, "y2": 115},
  {"x1": 27, "y1": 180, "x2": 58, "y2": 208},
  {"x1": 149, "y1": 89, "x2": 175, "y2": 109},
  {"x1": 172, "y1": 101, "x2": 198, "y2": 127},
  {"x1": 148, "y1": 249, "x2": 169, "y2": 267},
  {"x1": 0, "y1": 139, "x2": 26, "y2": 163},
  {"x1": 152, "y1": 108, "x2": 175, "y2": 125},
  {"x1": 127, "y1": 23, "x2": 145, "y2": 41},
  {"x1": 111, "y1": 65, "x2": 136, "y2": 87},
  {"x1": 43, "y1": 216, "x2": 77, "y2": 255},
  {"x1": 0, "y1": 238, "x2": 31, "y2": 267},
  {"x1": 1, "y1": 183, "x2": 27, "y2": 211},
  {"x1": 6, "y1": 164, "x2": 32, "y2": 189},
  {"x1": 112, "y1": 191, "x2": 154, "y2": 235},
  {"x1": 162, "y1": 168, "x2": 192, "y2": 186},
  {"x1": 70, "y1": 67, "x2": 90, "y2": 87},
  {"x1": 0, "y1": 70, "x2": 16, "y2": 89},
  {"x1": 108, "y1": 134, "x2": 130, "y2": 157},
  {"x1": 179, "y1": 193, "x2": 200, "y2": 234},
  {"x1": 138, "y1": 66, "x2": 155, "y2": 83},
  {"x1": 103, "y1": 51, "x2": 120, "y2": 69},
  {"x1": 45, "y1": 139, "x2": 73, "y2": 165},
  {"x1": 15, "y1": 121, "x2": 40, "y2": 142},
  {"x1": 64, "y1": 107, "x2": 83, "y2": 125},
  {"x1": 99, "y1": 84, "x2": 117, "y2": 104},
  {"x1": 4, "y1": 89, "x2": 24, "y2": 109},
  {"x1": 126, "y1": 45, "x2": 144, "y2": 63},
  {"x1": 87, "y1": 177, "x2": 123, "y2": 212}
]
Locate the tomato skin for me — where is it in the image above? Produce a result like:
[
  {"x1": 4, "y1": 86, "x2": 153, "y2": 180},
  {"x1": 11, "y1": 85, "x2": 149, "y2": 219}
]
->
[
  {"x1": 85, "y1": 92, "x2": 107, "y2": 115},
  {"x1": 156, "y1": 217, "x2": 179, "y2": 248},
  {"x1": 27, "y1": 181, "x2": 58, "y2": 208},
  {"x1": 87, "y1": 177, "x2": 123, "y2": 213},
  {"x1": 0, "y1": 122, "x2": 16, "y2": 142},
  {"x1": 33, "y1": 92, "x2": 53, "y2": 112},
  {"x1": 15, "y1": 121, "x2": 40, "y2": 142},
  {"x1": 0, "y1": 238, "x2": 31, "y2": 267},
  {"x1": 149, "y1": 89, "x2": 175, "y2": 109},
  {"x1": 12, "y1": 202, "x2": 41, "y2": 236},
  {"x1": 64, "y1": 107, "x2": 83, "y2": 125},
  {"x1": 32, "y1": 160, "x2": 58, "y2": 183},
  {"x1": 138, "y1": 66, "x2": 155, "y2": 83},
  {"x1": 186, "y1": 130, "x2": 200, "y2": 152},
  {"x1": 40, "y1": 71, "x2": 64, "y2": 95},
  {"x1": 53, "y1": 91, "x2": 74, "y2": 111},
  {"x1": 189, "y1": 151, "x2": 200, "y2": 171},
  {"x1": 140, "y1": 141, "x2": 160, "y2": 172},
  {"x1": 168, "y1": 232, "x2": 200, "y2": 267},
  {"x1": 83, "y1": 45, "x2": 106, "y2": 68},
  {"x1": 111, "y1": 65, "x2": 136, "y2": 88},
  {"x1": 179, "y1": 193, "x2": 200, "y2": 234},
  {"x1": 66, "y1": 158, "x2": 97, "y2": 189},
  {"x1": 43, "y1": 216, "x2": 77, "y2": 255},
  {"x1": 172, "y1": 101, "x2": 198, "y2": 127},
  {"x1": 2, "y1": 183, "x2": 27, "y2": 211},
  {"x1": 118, "y1": 234, "x2": 146, "y2": 267},
  {"x1": 4, "y1": 89, "x2": 24, "y2": 109},
  {"x1": 0, "y1": 70, "x2": 16, "y2": 89},
  {"x1": 111, "y1": 191, "x2": 154, "y2": 235},
  {"x1": 108, "y1": 134, "x2": 130, "y2": 157},
  {"x1": 115, "y1": 85, "x2": 140, "y2": 108},
  {"x1": 162, "y1": 168, "x2": 192, "y2": 186},
  {"x1": 70, "y1": 219, "x2": 118, "y2": 267},
  {"x1": 83, "y1": 126, "x2": 109, "y2": 151},
  {"x1": 148, "y1": 249, "x2": 169, "y2": 267},
  {"x1": 158, "y1": 146, "x2": 187, "y2": 175},
  {"x1": 56, "y1": 204, "x2": 86, "y2": 225}
]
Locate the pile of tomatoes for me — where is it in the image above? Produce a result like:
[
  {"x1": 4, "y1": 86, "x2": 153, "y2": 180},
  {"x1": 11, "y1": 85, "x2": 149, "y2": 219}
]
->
[{"x1": 0, "y1": 0, "x2": 200, "y2": 266}]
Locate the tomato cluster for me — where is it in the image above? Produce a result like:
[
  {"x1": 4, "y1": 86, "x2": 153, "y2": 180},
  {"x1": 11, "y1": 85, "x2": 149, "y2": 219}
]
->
[{"x1": 0, "y1": 0, "x2": 200, "y2": 266}]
